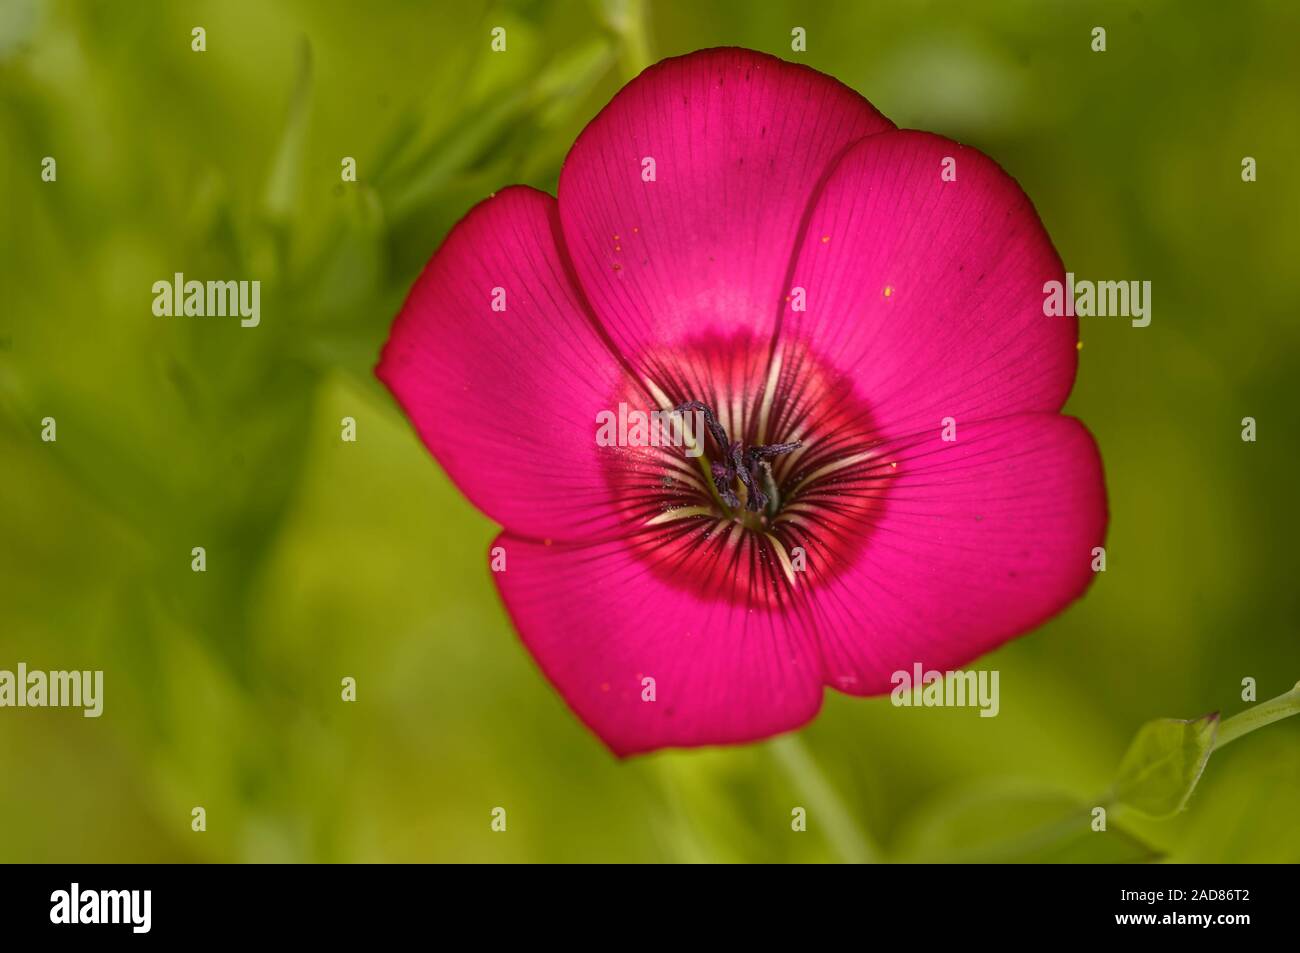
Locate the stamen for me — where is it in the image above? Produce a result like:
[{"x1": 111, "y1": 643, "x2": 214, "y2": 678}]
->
[
  {"x1": 673, "y1": 400, "x2": 801, "y2": 519},
  {"x1": 674, "y1": 400, "x2": 732, "y2": 452},
  {"x1": 756, "y1": 460, "x2": 781, "y2": 518}
]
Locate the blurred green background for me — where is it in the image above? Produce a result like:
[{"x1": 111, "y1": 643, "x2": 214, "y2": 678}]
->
[{"x1": 1, "y1": 0, "x2": 1297, "y2": 863}]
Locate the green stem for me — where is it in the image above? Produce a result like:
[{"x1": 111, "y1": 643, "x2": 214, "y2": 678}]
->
[
  {"x1": 1213, "y1": 681, "x2": 1300, "y2": 751},
  {"x1": 604, "y1": 0, "x2": 653, "y2": 79},
  {"x1": 769, "y1": 734, "x2": 879, "y2": 864}
]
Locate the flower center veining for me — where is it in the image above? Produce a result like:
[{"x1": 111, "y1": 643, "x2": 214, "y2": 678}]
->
[{"x1": 600, "y1": 332, "x2": 893, "y2": 610}]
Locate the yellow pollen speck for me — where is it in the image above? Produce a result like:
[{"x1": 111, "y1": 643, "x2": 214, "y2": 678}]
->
[
  {"x1": 890, "y1": 462, "x2": 897, "y2": 469},
  {"x1": 883, "y1": 285, "x2": 894, "y2": 298},
  {"x1": 1076, "y1": 340, "x2": 1084, "y2": 350},
  {"x1": 820, "y1": 235, "x2": 830, "y2": 243}
]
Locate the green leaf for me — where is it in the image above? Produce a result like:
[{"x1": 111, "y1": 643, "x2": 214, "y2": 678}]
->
[
  {"x1": 374, "y1": 38, "x2": 616, "y2": 223},
  {"x1": 262, "y1": 38, "x2": 314, "y2": 227},
  {"x1": 1111, "y1": 713, "x2": 1218, "y2": 817},
  {"x1": 895, "y1": 779, "x2": 1162, "y2": 863}
]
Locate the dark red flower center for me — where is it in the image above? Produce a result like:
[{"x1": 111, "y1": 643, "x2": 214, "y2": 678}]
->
[{"x1": 600, "y1": 331, "x2": 895, "y2": 610}]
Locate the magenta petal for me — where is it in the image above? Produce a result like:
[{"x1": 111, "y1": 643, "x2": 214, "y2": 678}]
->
[
  {"x1": 492, "y1": 532, "x2": 825, "y2": 755},
  {"x1": 558, "y1": 48, "x2": 894, "y2": 373},
  {"x1": 376, "y1": 186, "x2": 630, "y2": 541},
  {"x1": 784, "y1": 130, "x2": 1077, "y2": 438},
  {"x1": 808, "y1": 414, "x2": 1107, "y2": 695}
]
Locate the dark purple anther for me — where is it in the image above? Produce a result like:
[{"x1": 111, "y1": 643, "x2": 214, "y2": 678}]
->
[{"x1": 674, "y1": 400, "x2": 800, "y2": 513}]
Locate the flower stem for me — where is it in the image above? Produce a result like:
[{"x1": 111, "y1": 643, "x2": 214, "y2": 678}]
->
[
  {"x1": 769, "y1": 734, "x2": 879, "y2": 863},
  {"x1": 1213, "y1": 680, "x2": 1300, "y2": 751},
  {"x1": 601, "y1": 0, "x2": 653, "y2": 80}
]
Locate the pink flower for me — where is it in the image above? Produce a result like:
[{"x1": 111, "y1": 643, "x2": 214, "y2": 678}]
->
[{"x1": 377, "y1": 48, "x2": 1107, "y2": 756}]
